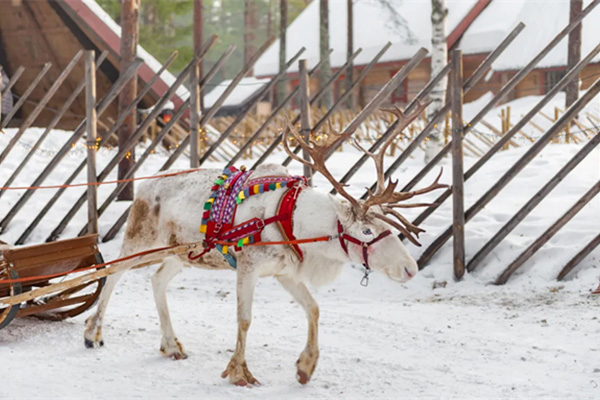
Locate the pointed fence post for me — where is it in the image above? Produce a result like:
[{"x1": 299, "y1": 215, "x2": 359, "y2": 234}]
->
[
  {"x1": 85, "y1": 51, "x2": 98, "y2": 235},
  {"x1": 298, "y1": 59, "x2": 313, "y2": 185},
  {"x1": 450, "y1": 49, "x2": 465, "y2": 279}
]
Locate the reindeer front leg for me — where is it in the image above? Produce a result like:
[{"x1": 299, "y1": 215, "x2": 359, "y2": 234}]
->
[
  {"x1": 276, "y1": 275, "x2": 320, "y2": 384},
  {"x1": 221, "y1": 266, "x2": 260, "y2": 386}
]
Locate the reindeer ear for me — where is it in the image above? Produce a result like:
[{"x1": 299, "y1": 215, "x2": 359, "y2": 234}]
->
[{"x1": 328, "y1": 194, "x2": 356, "y2": 225}]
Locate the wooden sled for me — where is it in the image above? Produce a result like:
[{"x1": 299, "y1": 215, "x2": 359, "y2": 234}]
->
[{"x1": 0, "y1": 235, "x2": 105, "y2": 329}]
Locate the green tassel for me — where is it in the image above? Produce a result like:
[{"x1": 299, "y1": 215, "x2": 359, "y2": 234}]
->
[
  {"x1": 214, "y1": 178, "x2": 224, "y2": 185},
  {"x1": 237, "y1": 239, "x2": 244, "y2": 248},
  {"x1": 203, "y1": 202, "x2": 212, "y2": 210}
]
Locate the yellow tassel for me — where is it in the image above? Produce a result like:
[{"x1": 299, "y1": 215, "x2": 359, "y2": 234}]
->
[
  {"x1": 253, "y1": 185, "x2": 259, "y2": 194},
  {"x1": 222, "y1": 245, "x2": 229, "y2": 254},
  {"x1": 207, "y1": 198, "x2": 215, "y2": 204},
  {"x1": 239, "y1": 192, "x2": 245, "y2": 200},
  {"x1": 275, "y1": 182, "x2": 281, "y2": 189},
  {"x1": 242, "y1": 237, "x2": 250, "y2": 245},
  {"x1": 199, "y1": 225, "x2": 207, "y2": 233}
]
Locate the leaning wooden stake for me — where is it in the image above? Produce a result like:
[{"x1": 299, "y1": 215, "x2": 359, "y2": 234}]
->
[
  {"x1": 557, "y1": 233, "x2": 600, "y2": 281},
  {"x1": 0, "y1": 63, "x2": 52, "y2": 129},
  {"x1": 85, "y1": 51, "x2": 98, "y2": 235},
  {"x1": 495, "y1": 180, "x2": 600, "y2": 285},
  {"x1": 467, "y1": 131, "x2": 600, "y2": 272},
  {"x1": 450, "y1": 50, "x2": 465, "y2": 279}
]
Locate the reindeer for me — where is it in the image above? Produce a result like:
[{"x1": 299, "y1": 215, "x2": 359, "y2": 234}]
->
[{"x1": 83, "y1": 102, "x2": 446, "y2": 386}]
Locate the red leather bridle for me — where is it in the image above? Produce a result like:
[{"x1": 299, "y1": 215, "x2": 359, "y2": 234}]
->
[{"x1": 337, "y1": 221, "x2": 391, "y2": 285}]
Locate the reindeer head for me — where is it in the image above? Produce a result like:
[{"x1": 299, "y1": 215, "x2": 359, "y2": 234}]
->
[{"x1": 282, "y1": 101, "x2": 447, "y2": 283}]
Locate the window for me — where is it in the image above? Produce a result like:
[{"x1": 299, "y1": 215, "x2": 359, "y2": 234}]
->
[{"x1": 545, "y1": 69, "x2": 566, "y2": 94}]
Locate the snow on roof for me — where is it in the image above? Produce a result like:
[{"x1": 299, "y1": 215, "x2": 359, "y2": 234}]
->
[
  {"x1": 204, "y1": 77, "x2": 270, "y2": 109},
  {"x1": 464, "y1": 0, "x2": 600, "y2": 71},
  {"x1": 253, "y1": 0, "x2": 481, "y2": 77},
  {"x1": 81, "y1": 0, "x2": 189, "y2": 101}
]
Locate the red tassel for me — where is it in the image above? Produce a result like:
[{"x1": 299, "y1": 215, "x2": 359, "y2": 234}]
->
[{"x1": 202, "y1": 211, "x2": 210, "y2": 219}]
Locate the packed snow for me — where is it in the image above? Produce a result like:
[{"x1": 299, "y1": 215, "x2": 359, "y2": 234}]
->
[{"x1": 0, "y1": 94, "x2": 599, "y2": 398}]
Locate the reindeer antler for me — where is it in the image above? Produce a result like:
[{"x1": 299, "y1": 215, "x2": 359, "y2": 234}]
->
[{"x1": 282, "y1": 117, "x2": 361, "y2": 210}]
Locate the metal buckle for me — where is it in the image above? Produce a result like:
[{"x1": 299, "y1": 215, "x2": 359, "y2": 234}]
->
[{"x1": 360, "y1": 266, "x2": 370, "y2": 287}]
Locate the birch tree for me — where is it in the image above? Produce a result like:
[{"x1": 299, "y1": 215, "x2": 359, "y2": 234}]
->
[
  {"x1": 319, "y1": 0, "x2": 333, "y2": 108},
  {"x1": 425, "y1": 0, "x2": 448, "y2": 163}
]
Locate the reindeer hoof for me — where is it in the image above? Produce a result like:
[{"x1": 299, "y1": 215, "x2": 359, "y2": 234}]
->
[
  {"x1": 297, "y1": 370, "x2": 309, "y2": 385},
  {"x1": 84, "y1": 338, "x2": 104, "y2": 349},
  {"x1": 222, "y1": 360, "x2": 260, "y2": 387},
  {"x1": 160, "y1": 337, "x2": 188, "y2": 360}
]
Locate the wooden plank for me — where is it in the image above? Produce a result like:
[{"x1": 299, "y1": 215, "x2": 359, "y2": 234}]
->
[
  {"x1": 450, "y1": 50, "x2": 465, "y2": 279},
  {"x1": 495, "y1": 180, "x2": 600, "y2": 285},
  {"x1": 0, "y1": 50, "x2": 83, "y2": 165},
  {"x1": 467, "y1": 130, "x2": 600, "y2": 272},
  {"x1": 298, "y1": 59, "x2": 313, "y2": 184},
  {"x1": 417, "y1": 78, "x2": 600, "y2": 268},
  {"x1": 557, "y1": 232, "x2": 600, "y2": 280},
  {"x1": 85, "y1": 51, "x2": 98, "y2": 235},
  {"x1": 0, "y1": 62, "x2": 52, "y2": 129},
  {"x1": 1, "y1": 59, "x2": 143, "y2": 241}
]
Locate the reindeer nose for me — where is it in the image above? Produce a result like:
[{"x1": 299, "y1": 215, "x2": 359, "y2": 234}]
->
[{"x1": 404, "y1": 267, "x2": 414, "y2": 279}]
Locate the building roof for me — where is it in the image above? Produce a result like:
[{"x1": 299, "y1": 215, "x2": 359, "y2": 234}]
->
[
  {"x1": 253, "y1": 0, "x2": 600, "y2": 77},
  {"x1": 466, "y1": 0, "x2": 600, "y2": 71},
  {"x1": 253, "y1": 0, "x2": 486, "y2": 77},
  {"x1": 204, "y1": 77, "x2": 270, "y2": 109},
  {"x1": 0, "y1": 0, "x2": 188, "y2": 130}
]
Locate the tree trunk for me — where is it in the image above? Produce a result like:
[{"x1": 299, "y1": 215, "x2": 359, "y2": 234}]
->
[
  {"x1": 425, "y1": 0, "x2": 448, "y2": 163},
  {"x1": 566, "y1": 0, "x2": 582, "y2": 108},
  {"x1": 346, "y1": 0, "x2": 354, "y2": 109},
  {"x1": 117, "y1": 0, "x2": 139, "y2": 201},
  {"x1": 277, "y1": 0, "x2": 288, "y2": 106},
  {"x1": 319, "y1": 0, "x2": 333, "y2": 108},
  {"x1": 244, "y1": 0, "x2": 257, "y2": 74}
]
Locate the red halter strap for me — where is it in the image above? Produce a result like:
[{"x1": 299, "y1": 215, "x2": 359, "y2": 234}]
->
[{"x1": 336, "y1": 221, "x2": 392, "y2": 271}]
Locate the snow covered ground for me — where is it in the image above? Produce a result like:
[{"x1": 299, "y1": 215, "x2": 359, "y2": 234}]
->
[{"x1": 0, "y1": 94, "x2": 599, "y2": 398}]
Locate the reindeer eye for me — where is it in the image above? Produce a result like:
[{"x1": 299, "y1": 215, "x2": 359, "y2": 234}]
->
[{"x1": 362, "y1": 228, "x2": 373, "y2": 236}]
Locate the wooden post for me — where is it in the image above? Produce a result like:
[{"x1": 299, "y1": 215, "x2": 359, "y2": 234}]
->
[
  {"x1": 117, "y1": 0, "x2": 139, "y2": 201},
  {"x1": 566, "y1": 0, "x2": 582, "y2": 108},
  {"x1": 450, "y1": 50, "x2": 465, "y2": 279},
  {"x1": 346, "y1": 0, "x2": 354, "y2": 109},
  {"x1": 190, "y1": 0, "x2": 203, "y2": 167},
  {"x1": 299, "y1": 59, "x2": 313, "y2": 185},
  {"x1": 319, "y1": 0, "x2": 333, "y2": 108},
  {"x1": 277, "y1": 0, "x2": 288, "y2": 106},
  {"x1": 557, "y1": 233, "x2": 600, "y2": 281},
  {"x1": 85, "y1": 51, "x2": 98, "y2": 235}
]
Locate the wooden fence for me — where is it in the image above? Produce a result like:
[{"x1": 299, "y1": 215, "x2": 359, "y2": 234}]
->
[{"x1": 1, "y1": 0, "x2": 599, "y2": 286}]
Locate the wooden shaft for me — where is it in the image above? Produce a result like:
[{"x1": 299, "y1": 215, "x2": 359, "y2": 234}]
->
[
  {"x1": 566, "y1": 0, "x2": 583, "y2": 108},
  {"x1": 362, "y1": 22, "x2": 526, "y2": 198},
  {"x1": 0, "y1": 243, "x2": 201, "y2": 307},
  {"x1": 282, "y1": 43, "x2": 394, "y2": 167},
  {"x1": 557, "y1": 233, "x2": 600, "y2": 281},
  {"x1": 197, "y1": 46, "x2": 305, "y2": 166},
  {"x1": 85, "y1": 51, "x2": 98, "y2": 235},
  {"x1": 495, "y1": 180, "x2": 600, "y2": 285},
  {"x1": 0, "y1": 52, "x2": 109, "y2": 198},
  {"x1": 299, "y1": 59, "x2": 313, "y2": 184},
  {"x1": 2, "y1": 60, "x2": 143, "y2": 239},
  {"x1": 407, "y1": 36, "x2": 600, "y2": 233},
  {"x1": 227, "y1": 48, "x2": 342, "y2": 167},
  {"x1": 0, "y1": 62, "x2": 52, "y2": 129},
  {"x1": 418, "y1": 78, "x2": 600, "y2": 268},
  {"x1": 450, "y1": 50, "x2": 465, "y2": 279},
  {"x1": 0, "y1": 51, "x2": 82, "y2": 165},
  {"x1": 467, "y1": 132, "x2": 600, "y2": 272}
]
